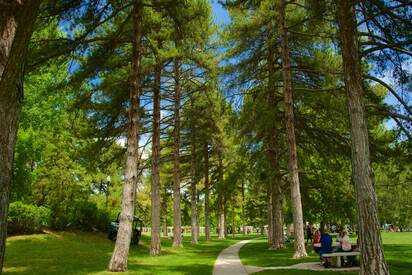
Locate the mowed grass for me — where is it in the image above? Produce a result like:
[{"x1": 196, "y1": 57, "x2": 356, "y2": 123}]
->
[
  {"x1": 3, "y1": 231, "x2": 252, "y2": 275},
  {"x1": 240, "y1": 232, "x2": 412, "y2": 275},
  {"x1": 4, "y1": 231, "x2": 411, "y2": 275}
]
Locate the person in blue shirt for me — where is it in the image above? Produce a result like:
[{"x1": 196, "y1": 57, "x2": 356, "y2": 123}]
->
[{"x1": 319, "y1": 229, "x2": 333, "y2": 267}]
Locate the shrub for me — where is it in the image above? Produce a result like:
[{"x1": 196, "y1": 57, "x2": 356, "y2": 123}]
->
[
  {"x1": 49, "y1": 200, "x2": 110, "y2": 231},
  {"x1": 7, "y1": 201, "x2": 51, "y2": 234},
  {"x1": 70, "y1": 200, "x2": 110, "y2": 231}
]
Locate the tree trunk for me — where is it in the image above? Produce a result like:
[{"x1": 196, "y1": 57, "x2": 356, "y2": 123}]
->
[
  {"x1": 265, "y1": 117, "x2": 285, "y2": 250},
  {"x1": 231, "y1": 203, "x2": 235, "y2": 238},
  {"x1": 279, "y1": 0, "x2": 307, "y2": 258},
  {"x1": 190, "y1": 177, "x2": 198, "y2": 244},
  {"x1": 218, "y1": 198, "x2": 225, "y2": 239},
  {"x1": 172, "y1": 58, "x2": 183, "y2": 247},
  {"x1": 108, "y1": 1, "x2": 142, "y2": 271},
  {"x1": 150, "y1": 61, "x2": 162, "y2": 256},
  {"x1": 190, "y1": 117, "x2": 198, "y2": 244},
  {"x1": 267, "y1": 188, "x2": 273, "y2": 245},
  {"x1": 162, "y1": 189, "x2": 168, "y2": 237},
  {"x1": 241, "y1": 180, "x2": 245, "y2": 236},
  {"x1": 266, "y1": 15, "x2": 285, "y2": 250},
  {"x1": 218, "y1": 155, "x2": 225, "y2": 239},
  {"x1": 204, "y1": 142, "x2": 211, "y2": 241},
  {"x1": 0, "y1": 1, "x2": 41, "y2": 272},
  {"x1": 336, "y1": 2, "x2": 389, "y2": 274},
  {"x1": 224, "y1": 197, "x2": 228, "y2": 237},
  {"x1": 271, "y1": 180, "x2": 284, "y2": 249}
]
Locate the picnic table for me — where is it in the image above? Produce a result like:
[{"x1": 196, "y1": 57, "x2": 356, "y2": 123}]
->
[
  {"x1": 313, "y1": 242, "x2": 357, "y2": 248},
  {"x1": 313, "y1": 242, "x2": 360, "y2": 267},
  {"x1": 322, "y1": 251, "x2": 360, "y2": 267}
]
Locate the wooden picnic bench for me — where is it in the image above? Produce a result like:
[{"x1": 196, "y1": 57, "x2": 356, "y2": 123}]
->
[
  {"x1": 313, "y1": 242, "x2": 356, "y2": 248},
  {"x1": 322, "y1": 251, "x2": 360, "y2": 267}
]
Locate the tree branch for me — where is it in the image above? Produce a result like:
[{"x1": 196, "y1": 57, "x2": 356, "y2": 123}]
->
[{"x1": 364, "y1": 75, "x2": 412, "y2": 117}]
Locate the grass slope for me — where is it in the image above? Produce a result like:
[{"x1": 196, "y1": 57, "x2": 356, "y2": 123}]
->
[
  {"x1": 240, "y1": 232, "x2": 412, "y2": 275},
  {"x1": 3, "y1": 232, "x2": 248, "y2": 275}
]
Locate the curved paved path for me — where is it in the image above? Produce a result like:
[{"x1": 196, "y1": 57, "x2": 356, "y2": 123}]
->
[
  {"x1": 213, "y1": 239, "x2": 252, "y2": 275},
  {"x1": 213, "y1": 239, "x2": 360, "y2": 274}
]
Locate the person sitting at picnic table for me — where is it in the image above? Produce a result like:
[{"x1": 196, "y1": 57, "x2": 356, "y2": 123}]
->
[
  {"x1": 336, "y1": 230, "x2": 344, "y2": 242},
  {"x1": 319, "y1": 229, "x2": 333, "y2": 267},
  {"x1": 338, "y1": 230, "x2": 354, "y2": 266},
  {"x1": 313, "y1": 229, "x2": 321, "y2": 253}
]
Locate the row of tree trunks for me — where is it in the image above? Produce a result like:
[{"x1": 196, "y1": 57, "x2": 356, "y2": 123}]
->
[
  {"x1": 335, "y1": 1, "x2": 389, "y2": 274},
  {"x1": 279, "y1": 0, "x2": 307, "y2": 258},
  {"x1": 172, "y1": 58, "x2": 183, "y2": 247},
  {"x1": 150, "y1": 61, "x2": 162, "y2": 256},
  {"x1": 108, "y1": 1, "x2": 142, "y2": 271},
  {"x1": 0, "y1": 1, "x2": 42, "y2": 272},
  {"x1": 204, "y1": 142, "x2": 211, "y2": 241}
]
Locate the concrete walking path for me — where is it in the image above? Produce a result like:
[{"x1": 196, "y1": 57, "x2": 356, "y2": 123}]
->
[
  {"x1": 213, "y1": 239, "x2": 360, "y2": 274},
  {"x1": 213, "y1": 239, "x2": 252, "y2": 275}
]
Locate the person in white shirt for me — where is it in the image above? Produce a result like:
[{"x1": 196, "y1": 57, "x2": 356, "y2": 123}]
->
[{"x1": 339, "y1": 230, "x2": 354, "y2": 266}]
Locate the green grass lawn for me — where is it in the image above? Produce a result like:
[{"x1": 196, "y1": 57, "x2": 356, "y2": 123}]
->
[
  {"x1": 4, "y1": 231, "x2": 411, "y2": 275},
  {"x1": 3, "y1": 231, "x2": 254, "y2": 275},
  {"x1": 240, "y1": 232, "x2": 412, "y2": 275}
]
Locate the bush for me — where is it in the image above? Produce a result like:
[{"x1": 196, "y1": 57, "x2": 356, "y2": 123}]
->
[
  {"x1": 49, "y1": 200, "x2": 110, "y2": 231},
  {"x1": 7, "y1": 201, "x2": 51, "y2": 234},
  {"x1": 70, "y1": 200, "x2": 110, "y2": 231},
  {"x1": 8, "y1": 200, "x2": 110, "y2": 233}
]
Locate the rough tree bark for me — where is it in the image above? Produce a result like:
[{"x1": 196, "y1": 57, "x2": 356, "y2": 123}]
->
[
  {"x1": 267, "y1": 188, "x2": 273, "y2": 245},
  {"x1": 150, "y1": 61, "x2": 162, "y2": 256},
  {"x1": 265, "y1": 139, "x2": 285, "y2": 250},
  {"x1": 162, "y1": 190, "x2": 168, "y2": 237},
  {"x1": 108, "y1": 1, "x2": 142, "y2": 271},
  {"x1": 266, "y1": 130, "x2": 285, "y2": 250},
  {"x1": 190, "y1": 109, "x2": 198, "y2": 244},
  {"x1": 271, "y1": 178, "x2": 284, "y2": 249},
  {"x1": 279, "y1": 0, "x2": 307, "y2": 258},
  {"x1": 218, "y1": 154, "x2": 225, "y2": 239},
  {"x1": 336, "y1": 1, "x2": 389, "y2": 274},
  {"x1": 172, "y1": 58, "x2": 183, "y2": 247},
  {"x1": 0, "y1": 1, "x2": 41, "y2": 272},
  {"x1": 204, "y1": 142, "x2": 211, "y2": 241}
]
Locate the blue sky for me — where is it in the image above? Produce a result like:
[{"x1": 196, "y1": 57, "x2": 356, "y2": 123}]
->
[{"x1": 211, "y1": 1, "x2": 230, "y2": 24}]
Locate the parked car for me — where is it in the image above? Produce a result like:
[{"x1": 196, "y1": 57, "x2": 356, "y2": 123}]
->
[{"x1": 108, "y1": 214, "x2": 143, "y2": 245}]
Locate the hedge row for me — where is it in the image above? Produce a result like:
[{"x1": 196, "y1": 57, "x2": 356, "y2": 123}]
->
[{"x1": 7, "y1": 201, "x2": 111, "y2": 235}]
